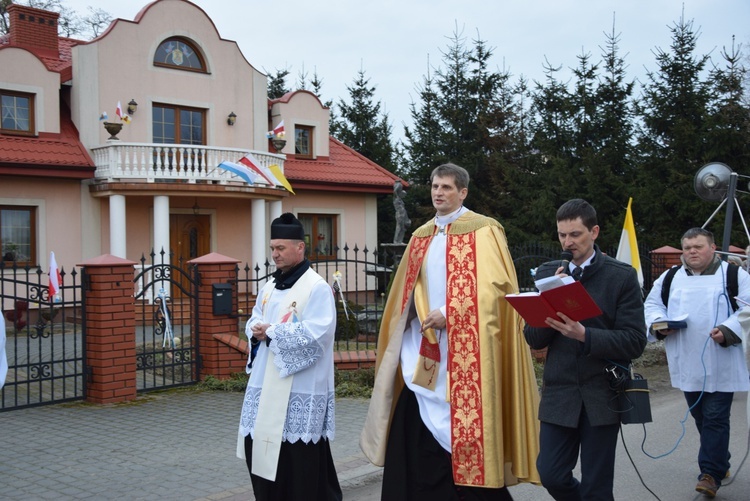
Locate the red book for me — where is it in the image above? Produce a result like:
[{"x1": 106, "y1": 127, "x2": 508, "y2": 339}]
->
[{"x1": 505, "y1": 281, "x2": 602, "y2": 328}]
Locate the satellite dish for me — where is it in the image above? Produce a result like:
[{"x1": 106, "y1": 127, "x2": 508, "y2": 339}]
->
[{"x1": 694, "y1": 162, "x2": 732, "y2": 202}]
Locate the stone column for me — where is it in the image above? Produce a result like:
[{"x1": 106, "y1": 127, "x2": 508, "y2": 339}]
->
[
  {"x1": 251, "y1": 198, "x2": 266, "y2": 270},
  {"x1": 109, "y1": 194, "x2": 127, "y2": 258}
]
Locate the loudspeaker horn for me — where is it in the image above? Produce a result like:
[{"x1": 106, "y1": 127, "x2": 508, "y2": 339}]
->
[{"x1": 694, "y1": 162, "x2": 732, "y2": 202}]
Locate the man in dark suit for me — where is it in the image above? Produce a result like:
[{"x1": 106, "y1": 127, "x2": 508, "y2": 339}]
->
[{"x1": 524, "y1": 198, "x2": 646, "y2": 500}]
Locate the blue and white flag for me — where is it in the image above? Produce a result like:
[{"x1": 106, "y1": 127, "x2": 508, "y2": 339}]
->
[{"x1": 217, "y1": 161, "x2": 260, "y2": 184}]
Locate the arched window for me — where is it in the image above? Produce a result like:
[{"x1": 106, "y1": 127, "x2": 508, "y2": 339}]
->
[{"x1": 153, "y1": 37, "x2": 206, "y2": 72}]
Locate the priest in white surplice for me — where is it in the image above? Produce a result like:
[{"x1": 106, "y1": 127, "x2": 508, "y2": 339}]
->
[{"x1": 237, "y1": 213, "x2": 341, "y2": 501}]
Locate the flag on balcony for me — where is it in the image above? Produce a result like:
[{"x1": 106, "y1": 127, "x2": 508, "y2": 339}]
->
[
  {"x1": 49, "y1": 251, "x2": 62, "y2": 302},
  {"x1": 217, "y1": 161, "x2": 260, "y2": 184},
  {"x1": 268, "y1": 164, "x2": 295, "y2": 194},
  {"x1": 115, "y1": 101, "x2": 123, "y2": 119},
  {"x1": 239, "y1": 153, "x2": 278, "y2": 186},
  {"x1": 615, "y1": 197, "x2": 643, "y2": 287},
  {"x1": 272, "y1": 120, "x2": 285, "y2": 137}
]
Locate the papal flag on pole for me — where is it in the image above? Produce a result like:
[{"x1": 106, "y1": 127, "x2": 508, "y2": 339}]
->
[
  {"x1": 49, "y1": 251, "x2": 62, "y2": 301},
  {"x1": 615, "y1": 198, "x2": 643, "y2": 287}
]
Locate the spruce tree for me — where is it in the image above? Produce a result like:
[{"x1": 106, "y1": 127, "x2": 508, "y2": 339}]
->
[
  {"x1": 333, "y1": 68, "x2": 398, "y2": 244},
  {"x1": 635, "y1": 13, "x2": 715, "y2": 245}
]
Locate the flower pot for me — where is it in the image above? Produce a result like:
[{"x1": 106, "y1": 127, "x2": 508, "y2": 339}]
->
[{"x1": 103, "y1": 121, "x2": 123, "y2": 140}]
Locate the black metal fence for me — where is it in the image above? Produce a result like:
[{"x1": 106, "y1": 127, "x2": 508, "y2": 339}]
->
[
  {"x1": 233, "y1": 244, "x2": 405, "y2": 350},
  {"x1": 1, "y1": 261, "x2": 85, "y2": 412},
  {"x1": 233, "y1": 242, "x2": 656, "y2": 354},
  {"x1": 133, "y1": 250, "x2": 200, "y2": 392},
  {"x1": 0, "y1": 240, "x2": 659, "y2": 411}
]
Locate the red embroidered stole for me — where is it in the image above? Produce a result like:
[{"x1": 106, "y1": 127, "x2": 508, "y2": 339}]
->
[{"x1": 400, "y1": 230, "x2": 485, "y2": 485}]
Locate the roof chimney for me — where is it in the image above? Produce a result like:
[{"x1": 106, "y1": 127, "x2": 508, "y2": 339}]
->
[{"x1": 7, "y1": 3, "x2": 60, "y2": 54}]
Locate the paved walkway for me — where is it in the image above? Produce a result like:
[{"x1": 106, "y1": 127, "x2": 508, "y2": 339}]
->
[
  {"x1": 2, "y1": 386, "x2": 750, "y2": 500},
  {"x1": 0, "y1": 391, "x2": 380, "y2": 500}
]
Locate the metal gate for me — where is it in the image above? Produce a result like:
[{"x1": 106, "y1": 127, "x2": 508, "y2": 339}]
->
[
  {"x1": 1, "y1": 262, "x2": 85, "y2": 411},
  {"x1": 133, "y1": 250, "x2": 200, "y2": 391}
]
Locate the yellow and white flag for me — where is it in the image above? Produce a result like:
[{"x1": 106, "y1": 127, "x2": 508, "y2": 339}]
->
[
  {"x1": 268, "y1": 164, "x2": 295, "y2": 194},
  {"x1": 616, "y1": 197, "x2": 643, "y2": 287}
]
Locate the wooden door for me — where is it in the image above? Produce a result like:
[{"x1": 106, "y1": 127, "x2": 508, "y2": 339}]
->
[{"x1": 169, "y1": 214, "x2": 210, "y2": 297}]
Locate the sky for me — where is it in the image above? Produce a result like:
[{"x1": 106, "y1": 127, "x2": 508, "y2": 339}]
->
[{"x1": 63, "y1": 0, "x2": 750, "y2": 139}]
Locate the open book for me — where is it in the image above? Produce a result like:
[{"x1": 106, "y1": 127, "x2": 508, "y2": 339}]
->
[{"x1": 506, "y1": 278, "x2": 602, "y2": 328}]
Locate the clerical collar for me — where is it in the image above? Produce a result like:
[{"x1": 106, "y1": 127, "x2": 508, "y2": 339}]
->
[
  {"x1": 272, "y1": 259, "x2": 310, "y2": 290},
  {"x1": 435, "y1": 206, "x2": 468, "y2": 233}
]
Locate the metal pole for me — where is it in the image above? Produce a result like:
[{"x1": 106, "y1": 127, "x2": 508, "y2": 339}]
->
[{"x1": 721, "y1": 172, "x2": 738, "y2": 257}]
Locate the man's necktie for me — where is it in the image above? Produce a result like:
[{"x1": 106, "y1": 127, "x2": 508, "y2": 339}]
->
[{"x1": 572, "y1": 266, "x2": 583, "y2": 281}]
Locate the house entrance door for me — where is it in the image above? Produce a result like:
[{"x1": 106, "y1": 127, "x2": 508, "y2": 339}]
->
[{"x1": 170, "y1": 214, "x2": 210, "y2": 298}]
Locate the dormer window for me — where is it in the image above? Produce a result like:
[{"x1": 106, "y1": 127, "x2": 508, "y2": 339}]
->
[
  {"x1": 153, "y1": 37, "x2": 207, "y2": 73},
  {"x1": 295, "y1": 125, "x2": 314, "y2": 159},
  {"x1": 1, "y1": 90, "x2": 34, "y2": 136}
]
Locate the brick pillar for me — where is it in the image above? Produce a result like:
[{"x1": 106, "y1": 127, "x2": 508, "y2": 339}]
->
[
  {"x1": 79, "y1": 254, "x2": 138, "y2": 404},
  {"x1": 190, "y1": 252, "x2": 247, "y2": 380}
]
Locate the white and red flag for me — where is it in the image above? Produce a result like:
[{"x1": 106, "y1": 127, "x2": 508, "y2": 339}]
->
[
  {"x1": 238, "y1": 153, "x2": 276, "y2": 185},
  {"x1": 49, "y1": 251, "x2": 62, "y2": 300},
  {"x1": 272, "y1": 120, "x2": 285, "y2": 137},
  {"x1": 115, "y1": 101, "x2": 123, "y2": 120}
]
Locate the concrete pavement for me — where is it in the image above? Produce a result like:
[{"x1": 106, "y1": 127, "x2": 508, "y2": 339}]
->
[{"x1": 1, "y1": 385, "x2": 749, "y2": 500}]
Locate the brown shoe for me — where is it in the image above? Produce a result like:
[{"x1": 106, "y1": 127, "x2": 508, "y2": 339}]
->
[{"x1": 695, "y1": 474, "x2": 718, "y2": 498}]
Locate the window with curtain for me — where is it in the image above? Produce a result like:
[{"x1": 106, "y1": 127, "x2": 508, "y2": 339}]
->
[
  {"x1": 295, "y1": 125, "x2": 314, "y2": 159},
  {"x1": 1, "y1": 90, "x2": 34, "y2": 135},
  {"x1": 299, "y1": 214, "x2": 337, "y2": 259},
  {"x1": 152, "y1": 104, "x2": 206, "y2": 170},
  {"x1": 1, "y1": 206, "x2": 36, "y2": 265}
]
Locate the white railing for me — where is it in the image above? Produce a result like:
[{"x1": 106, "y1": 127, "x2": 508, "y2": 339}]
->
[{"x1": 90, "y1": 143, "x2": 285, "y2": 184}]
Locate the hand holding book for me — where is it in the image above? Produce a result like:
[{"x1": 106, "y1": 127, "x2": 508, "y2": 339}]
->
[
  {"x1": 650, "y1": 313, "x2": 688, "y2": 332},
  {"x1": 506, "y1": 278, "x2": 602, "y2": 328}
]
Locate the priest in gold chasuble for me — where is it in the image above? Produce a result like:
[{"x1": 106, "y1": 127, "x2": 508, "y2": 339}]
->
[{"x1": 360, "y1": 164, "x2": 540, "y2": 499}]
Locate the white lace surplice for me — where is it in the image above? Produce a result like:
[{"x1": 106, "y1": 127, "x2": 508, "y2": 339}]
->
[{"x1": 239, "y1": 280, "x2": 337, "y2": 444}]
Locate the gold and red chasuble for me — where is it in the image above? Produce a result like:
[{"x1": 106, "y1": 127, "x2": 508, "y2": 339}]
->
[{"x1": 361, "y1": 211, "x2": 540, "y2": 489}]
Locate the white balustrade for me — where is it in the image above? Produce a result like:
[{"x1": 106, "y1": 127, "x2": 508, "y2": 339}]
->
[{"x1": 91, "y1": 143, "x2": 285, "y2": 185}]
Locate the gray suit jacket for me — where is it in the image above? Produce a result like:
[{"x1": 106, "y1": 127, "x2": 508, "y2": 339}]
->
[{"x1": 524, "y1": 246, "x2": 647, "y2": 427}]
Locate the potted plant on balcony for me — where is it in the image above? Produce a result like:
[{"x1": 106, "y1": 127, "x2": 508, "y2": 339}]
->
[
  {"x1": 266, "y1": 121, "x2": 286, "y2": 153},
  {"x1": 100, "y1": 101, "x2": 132, "y2": 140}
]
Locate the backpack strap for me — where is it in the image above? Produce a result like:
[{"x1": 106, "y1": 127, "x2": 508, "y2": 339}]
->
[
  {"x1": 660, "y1": 265, "x2": 681, "y2": 308},
  {"x1": 661, "y1": 263, "x2": 740, "y2": 311},
  {"x1": 727, "y1": 263, "x2": 739, "y2": 312}
]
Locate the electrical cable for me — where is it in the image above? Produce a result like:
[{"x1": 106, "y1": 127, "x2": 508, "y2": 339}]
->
[
  {"x1": 631, "y1": 264, "x2": 750, "y2": 489},
  {"x1": 619, "y1": 425, "x2": 662, "y2": 500}
]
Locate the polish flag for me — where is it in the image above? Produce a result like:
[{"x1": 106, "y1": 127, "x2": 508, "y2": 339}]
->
[
  {"x1": 238, "y1": 153, "x2": 275, "y2": 185},
  {"x1": 272, "y1": 120, "x2": 285, "y2": 137},
  {"x1": 115, "y1": 101, "x2": 123, "y2": 119},
  {"x1": 49, "y1": 251, "x2": 62, "y2": 299}
]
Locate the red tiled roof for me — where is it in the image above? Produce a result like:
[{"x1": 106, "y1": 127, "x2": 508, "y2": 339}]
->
[
  {"x1": 0, "y1": 106, "x2": 95, "y2": 179},
  {"x1": 283, "y1": 137, "x2": 406, "y2": 194},
  {"x1": 0, "y1": 35, "x2": 79, "y2": 83}
]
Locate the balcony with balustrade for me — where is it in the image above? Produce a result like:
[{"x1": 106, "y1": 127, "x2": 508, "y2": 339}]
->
[{"x1": 89, "y1": 142, "x2": 286, "y2": 196}]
